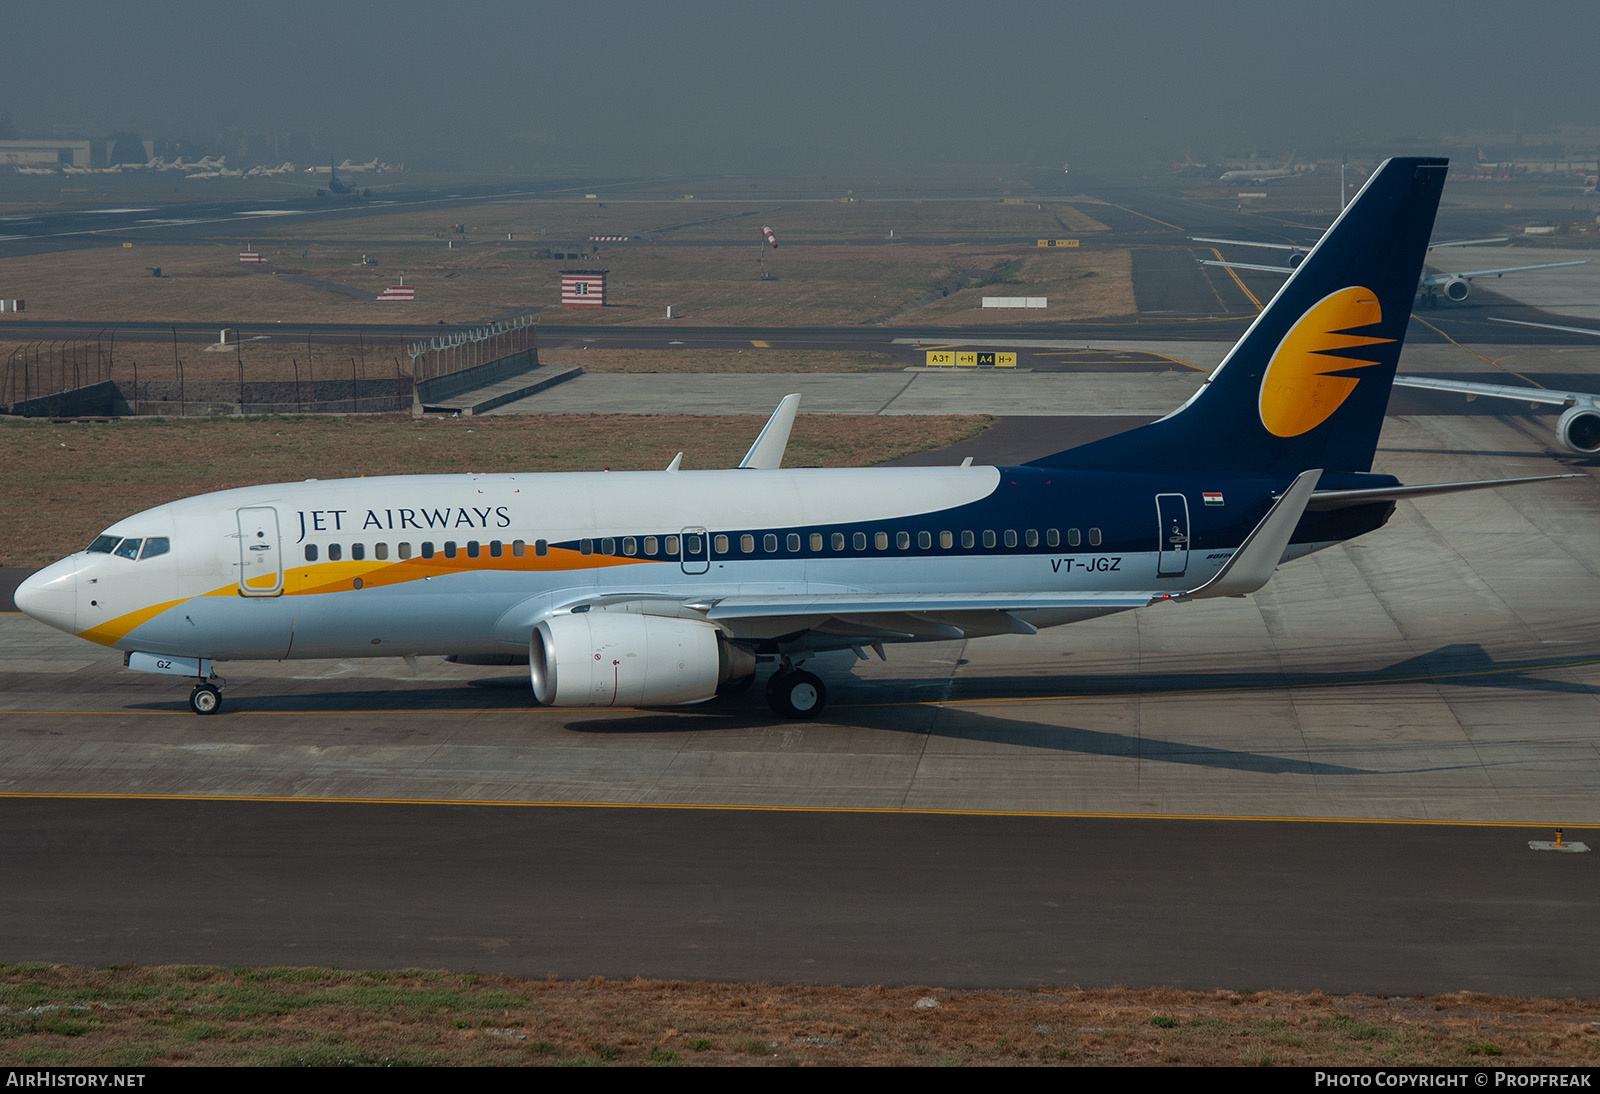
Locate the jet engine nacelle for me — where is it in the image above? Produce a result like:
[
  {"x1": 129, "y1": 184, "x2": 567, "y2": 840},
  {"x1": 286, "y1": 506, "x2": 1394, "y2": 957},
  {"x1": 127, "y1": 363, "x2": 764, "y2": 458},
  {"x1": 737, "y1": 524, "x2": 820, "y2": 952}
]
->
[
  {"x1": 1286, "y1": 250, "x2": 1307, "y2": 268},
  {"x1": 1442, "y1": 277, "x2": 1471, "y2": 302},
  {"x1": 1558, "y1": 405, "x2": 1600, "y2": 455},
  {"x1": 529, "y1": 611, "x2": 753, "y2": 707}
]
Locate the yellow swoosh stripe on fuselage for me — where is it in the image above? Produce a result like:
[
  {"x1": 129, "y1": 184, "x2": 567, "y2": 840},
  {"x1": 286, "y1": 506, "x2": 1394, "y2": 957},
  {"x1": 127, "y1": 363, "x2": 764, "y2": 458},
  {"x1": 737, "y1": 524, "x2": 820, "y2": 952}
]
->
[{"x1": 75, "y1": 548, "x2": 669, "y2": 646}]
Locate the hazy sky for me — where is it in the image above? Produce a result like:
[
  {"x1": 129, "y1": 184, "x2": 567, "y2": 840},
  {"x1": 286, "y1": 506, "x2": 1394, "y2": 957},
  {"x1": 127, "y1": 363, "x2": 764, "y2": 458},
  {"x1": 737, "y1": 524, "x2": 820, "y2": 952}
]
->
[{"x1": 5, "y1": 1, "x2": 1597, "y2": 174}]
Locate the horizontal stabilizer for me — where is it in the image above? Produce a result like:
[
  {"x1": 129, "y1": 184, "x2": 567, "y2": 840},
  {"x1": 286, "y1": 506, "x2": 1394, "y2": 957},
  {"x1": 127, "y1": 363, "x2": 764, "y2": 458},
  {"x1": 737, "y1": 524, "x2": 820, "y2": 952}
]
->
[{"x1": 1307, "y1": 473, "x2": 1582, "y2": 510}]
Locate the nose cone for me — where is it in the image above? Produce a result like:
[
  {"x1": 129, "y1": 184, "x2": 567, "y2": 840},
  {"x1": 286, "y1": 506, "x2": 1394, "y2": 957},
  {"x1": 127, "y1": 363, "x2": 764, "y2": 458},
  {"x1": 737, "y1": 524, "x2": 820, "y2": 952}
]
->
[{"x1": 15, "y1": 557, "x2": 77, "y2": 634}]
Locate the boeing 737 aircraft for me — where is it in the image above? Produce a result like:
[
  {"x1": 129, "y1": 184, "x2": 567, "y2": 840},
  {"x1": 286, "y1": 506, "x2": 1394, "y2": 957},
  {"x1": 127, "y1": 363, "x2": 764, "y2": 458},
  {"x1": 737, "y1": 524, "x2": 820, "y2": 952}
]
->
[
  {"x1": 15, "y1": 157, "x2": 1573, "y2": 719},
  {"x1": 1196, "y1": 236, "x2": 1586, "y2": 305}
]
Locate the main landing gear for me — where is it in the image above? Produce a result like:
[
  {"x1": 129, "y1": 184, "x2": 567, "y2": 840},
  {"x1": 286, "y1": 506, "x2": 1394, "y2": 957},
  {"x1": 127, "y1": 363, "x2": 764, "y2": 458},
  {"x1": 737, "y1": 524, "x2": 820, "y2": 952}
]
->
[
  {"x1": 765, "y1": 668, "x2": 826, "y2": 719},
  {"x1": 189, "y1": 682, "x2": 223, "y2": 715}
]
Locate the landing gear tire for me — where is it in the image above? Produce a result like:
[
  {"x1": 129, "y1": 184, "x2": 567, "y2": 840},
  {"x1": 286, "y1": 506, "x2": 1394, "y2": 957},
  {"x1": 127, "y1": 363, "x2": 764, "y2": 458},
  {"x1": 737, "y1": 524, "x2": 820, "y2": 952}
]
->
[
  {"x1": 765, "y1": 670, "x2": 826, "y2": 719},
  {"x1": 189, "y1": 683, "x2": 223, "y2": 716}
]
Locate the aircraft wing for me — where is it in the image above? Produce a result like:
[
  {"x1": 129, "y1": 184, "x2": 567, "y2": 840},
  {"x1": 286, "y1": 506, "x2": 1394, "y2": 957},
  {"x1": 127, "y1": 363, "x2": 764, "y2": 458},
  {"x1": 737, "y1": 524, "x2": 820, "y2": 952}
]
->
[
  {"x1": 1201, "y1": 259, "x2": 1296, "y2": 274},
  {"x1": 1490, "y1": 316, "x2": 1600, "y2": 338},
  {"x1": 1191, "y1": 237, "x2": 1300, "y2": 251},
  {"x1": 1421, "y1": 260, "x2": 1587, "y2": 284},
  {"x1": 1392, "y1": 375, "x2": 1583, "y2": 408},
  {"x1": 708, "y1": 470, "x2": 1325, "y2": 624}
]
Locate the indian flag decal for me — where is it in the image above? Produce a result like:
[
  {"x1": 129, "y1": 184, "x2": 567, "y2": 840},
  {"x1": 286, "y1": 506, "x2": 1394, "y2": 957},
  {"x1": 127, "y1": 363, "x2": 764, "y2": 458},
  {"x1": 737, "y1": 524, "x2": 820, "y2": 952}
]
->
[{"x1": 1203, "y1": 492, "x2": 1224, "y2": 506}]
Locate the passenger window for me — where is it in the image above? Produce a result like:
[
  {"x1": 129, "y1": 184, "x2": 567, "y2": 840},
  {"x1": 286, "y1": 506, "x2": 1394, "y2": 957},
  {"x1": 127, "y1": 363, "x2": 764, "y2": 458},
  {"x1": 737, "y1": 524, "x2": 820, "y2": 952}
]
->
[
  {"x1": 1025, "y1": 530, "x2": 1038, "y2": 548},
  {"x1": 329, "y1": 543, "x2": 343, "y2": 561},
  {"x1": 853, "y1": 532, "x2": 866, "y2": 551},
  {"x1": 140, "y1": 537, "x2": 170, "y2": 560},
  {"x1": 376, "y1": 543, "x2": 389, "y2": 560},
  {"x1": 1089, "y1": 528, "x2": 1102, "y2": 546},
  {"x1": 786, "y1": 534, "x2": 800, "y2": 552},
  {"x1": 1004, "y1": 530, "x2": 1017, "y2": 548},
  {"x1": 741, "y1": 534, "x2": 754, "y2": 553},
  {"x1": 961, "y1": 531, "x2": 974, "y2": 549},
  {"x1": 598, "y1": 538, "x2": 613, "y2": 555},
  {"x1": 113, "y1": 538, "x2": 142, "y2": 560},
  {"x1": 832, "y1": 532, "x2": 846, "y2": 552},
  {"x1": 896, "y1": 531, "x2": 910, "y2": 550},
  {"x1": 764, "y1": 534, "x2": 777, "y2": 552},
  {"x1": 443, "y1": 542, "x2": 457, "y2": 559},
  {"x1": 917, "y1": 531, "x2": 931, "y2": 549},
  {"x1": 713, "y1": 534, "x2": 728, "y2": 554},
  {"x1": 305, "y1": 544, "x2": 319, "y2": 562},
  {"x1": 983, "y1": 530, "x2": 996, "y2": 548},
  {"x1": 875, "y1": 531, "x2": 888, "y2": 551},
  {"x1": 623, "y1": 537, "x2": 638, "y2": 556},
  {"x1": 399, "y1": 542, "x2": 413, "y2": 560},
  {"x1": 684, "y1": 534, "x2": 701, "y2": 554},
  {"x1": 467, "y1": 541, "x2": 480, "y2": 558},
  {"x1": 939, "y1": 531, "x2": 952, "y2": 549},
  {"x1": 1068, "y1": 529, "x2": 1081, "y2": 547},
  {"x1": 353, "y1": 543, "x2": 366, "y2": 560},
  {"x1": 422, "y1": 542, "x2": 435, "y2": 559},
  {"x1": 1046, "y1": 529, "x2": 1060, "y2": 547},
  {"x1": 511, "y1": 540, "x2": 525, "y2": 558},
  {"x1": 579, "y1": 539, "x2": 593, "y2": 556},
  {"x1": 489, "y1": 541, "x2": 502, "y2": 558},
  {"x1": 810, "y1": 533, "x2": 823, "y2": 552},
  {"x1": 665, "y1": 536, "x2": 680, "y2": 555},
  {"x1": 535, "y1": 539, "x2": 548, "y2": 557}
]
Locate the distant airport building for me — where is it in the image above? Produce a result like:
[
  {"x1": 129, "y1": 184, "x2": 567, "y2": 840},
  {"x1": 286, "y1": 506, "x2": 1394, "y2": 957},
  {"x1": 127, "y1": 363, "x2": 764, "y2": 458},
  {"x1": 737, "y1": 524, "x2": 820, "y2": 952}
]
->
[
  {"x1": 0, "y1": 139, "x2": 92, "y2": 168},
  {"x1": 560, "y1": 270, "x2": 608, "y2": 307}
]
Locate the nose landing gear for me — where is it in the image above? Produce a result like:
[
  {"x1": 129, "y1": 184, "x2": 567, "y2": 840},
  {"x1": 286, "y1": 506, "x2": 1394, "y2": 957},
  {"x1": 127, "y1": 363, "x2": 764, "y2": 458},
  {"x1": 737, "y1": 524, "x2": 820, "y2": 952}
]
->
[{"x1": 189, "y1": 682, "x2": 223, "y2": 715}]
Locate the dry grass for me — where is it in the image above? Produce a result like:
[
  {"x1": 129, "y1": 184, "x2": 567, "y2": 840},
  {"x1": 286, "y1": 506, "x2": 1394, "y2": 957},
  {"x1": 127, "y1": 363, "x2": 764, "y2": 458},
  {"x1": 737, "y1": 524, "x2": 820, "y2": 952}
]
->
[
  {"x1": 0, "y1": 413, "x2": 988, "y2": 566},
  {"x1": 0, "y1": 197, "x2": 1129, "y2": 329},
  {"x1": 884, "y1": 249, "x2": 1135, "y2": 326},
  {"x1": 2, "y1": 964, "x2": 1597, "y2": 1067}
]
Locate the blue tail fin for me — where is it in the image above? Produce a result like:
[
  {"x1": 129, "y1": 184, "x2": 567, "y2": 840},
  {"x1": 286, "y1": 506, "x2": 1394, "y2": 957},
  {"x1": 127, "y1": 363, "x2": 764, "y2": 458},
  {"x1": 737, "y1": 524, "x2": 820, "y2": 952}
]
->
[{"x1": 1034, "y1": 156, "x2": 1447, "y2": 474}]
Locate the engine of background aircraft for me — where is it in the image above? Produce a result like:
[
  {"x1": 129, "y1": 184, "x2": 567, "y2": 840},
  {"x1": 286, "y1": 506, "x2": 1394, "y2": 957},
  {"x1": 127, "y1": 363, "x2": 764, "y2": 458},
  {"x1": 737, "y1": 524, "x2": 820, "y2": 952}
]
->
[{"x1": 1557, "y1": 406, "x2": 1600, "y2": 454}]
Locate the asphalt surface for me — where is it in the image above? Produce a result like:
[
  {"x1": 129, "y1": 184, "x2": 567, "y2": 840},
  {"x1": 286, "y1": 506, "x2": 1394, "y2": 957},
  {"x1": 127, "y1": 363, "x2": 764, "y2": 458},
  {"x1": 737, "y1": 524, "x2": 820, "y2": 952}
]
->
[{"x1": 4, "y1": 799, "x2": 1592, "y2": 995}]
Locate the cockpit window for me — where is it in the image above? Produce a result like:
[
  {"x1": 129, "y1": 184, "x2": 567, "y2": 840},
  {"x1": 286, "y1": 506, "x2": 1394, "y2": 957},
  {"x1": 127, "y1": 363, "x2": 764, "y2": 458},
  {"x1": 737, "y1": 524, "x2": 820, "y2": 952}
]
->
[
  {"x1": 87, "y1": 535, "x2": 120, "y2": 554},
  {"x1": 112, "y1": 538, "x2": 143, "y2": 560},
  {"x1": 140, "y1": 537, "x2": 170, "y2": 560}
]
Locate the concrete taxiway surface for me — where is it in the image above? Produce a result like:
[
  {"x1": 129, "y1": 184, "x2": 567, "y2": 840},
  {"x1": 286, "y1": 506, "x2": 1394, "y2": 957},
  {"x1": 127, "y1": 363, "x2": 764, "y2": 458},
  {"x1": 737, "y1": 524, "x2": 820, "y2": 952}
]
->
[
  {"x1": 486, "y1": 342, "x2": 1592, "y2": 417},
  {"x1": 5, "y1": 408, "x2": 1598, "y2": 823}
]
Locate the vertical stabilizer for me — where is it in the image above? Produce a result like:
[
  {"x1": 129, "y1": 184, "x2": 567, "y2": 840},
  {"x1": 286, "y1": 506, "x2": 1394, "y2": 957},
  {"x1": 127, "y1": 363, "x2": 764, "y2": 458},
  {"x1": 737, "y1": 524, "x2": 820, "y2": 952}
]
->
[{"x1": 1035, "y1": 156, "x2": 1448, "y2": 474}]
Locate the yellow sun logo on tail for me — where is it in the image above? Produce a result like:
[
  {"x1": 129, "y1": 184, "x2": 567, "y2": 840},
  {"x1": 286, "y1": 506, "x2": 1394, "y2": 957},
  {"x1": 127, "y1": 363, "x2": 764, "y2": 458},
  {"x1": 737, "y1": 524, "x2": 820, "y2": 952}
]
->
[{"x1": 1259, "y1": 287, "x2": 1394, "y2": 437}]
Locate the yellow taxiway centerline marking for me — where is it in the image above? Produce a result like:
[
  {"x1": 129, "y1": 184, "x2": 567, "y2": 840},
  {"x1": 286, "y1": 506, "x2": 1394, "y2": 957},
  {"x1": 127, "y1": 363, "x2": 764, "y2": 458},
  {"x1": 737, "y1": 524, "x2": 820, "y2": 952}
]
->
[
  {"x1": 1409, "y1": 314, "x2": 1545, "y2": 387},
  {"x1": 0, "y1": 790, "x2": 1585, "y2": 829},
  {"x1": 749, "y1": 340, "x2": 769, "y2": 348},
  {"x1": 1206, "y1": 247, "x2": 1264, "y2": 312}
]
